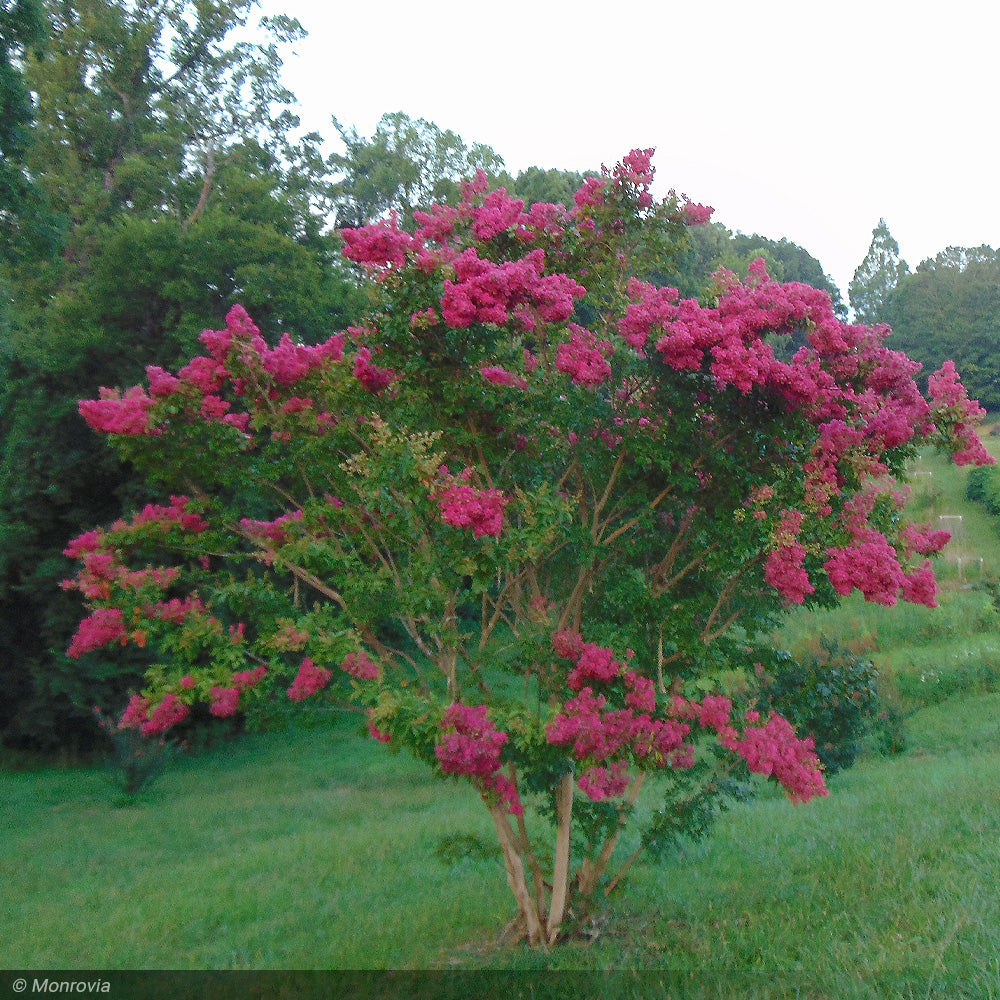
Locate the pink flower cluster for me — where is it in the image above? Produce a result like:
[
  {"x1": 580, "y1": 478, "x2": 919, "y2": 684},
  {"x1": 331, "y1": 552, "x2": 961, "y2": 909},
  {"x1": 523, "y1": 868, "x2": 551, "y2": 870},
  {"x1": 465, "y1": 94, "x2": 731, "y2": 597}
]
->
[
  {"x1": 287, "y1": 658, "x2": 333, "y2": 701},
  {"x1": 67, "y1": 608, "x2": 127, "y2": 658},
  {"x1": 340, "y1": 212, "x2": 416, "y2": 268},
  {"x1": 78, "y1": 305, "x2": 348, "y2": 443},
  {"x1": 79, "y1": 387, "x2": 155, "y2": 435},
  {"x1": 353, "y1": 347, "x2": 396, "y2": 393},
  {"x1": 209, "y1": 686, "x2": 240, "y2": 718},
  {"x1": 577, "y1": 761, "x2": 631, "y2": 801},
  {"x1": 434, "y1": 469, "x2": 507, "y2": 538},
  {"x1": 725, "y1": 711, "x2": 827, "y2": 805},
  {"x1": 440, "y1": 248, "x2": 584, "y2": 330},
  {"x1": 480, "y1": 365, "x2": 528, "y2": 390},
  {"x1": 610, "y1": 147, "x2": 655, "y2": 208},
  {"x1": 764, "y1": 510, "x2": 814, "y2": 605},
  {"x1": 555, "y1": 325, "x2": 614, "y2": 388},
  {"x1": 435, "y1": 703, "x2": 522, "y2": 815},
  {"x1": 672, "y1": 694, "x2": 827, "y2": 804},
  {"x1": 552, "y1": 630, "x2": 626, "y2": 689},
  {"x1": 131, "y1": 495, "x2": 209, "y2": 534},
  {"x1": 239, "y1": 510, "x2": 303, "y2": 545},
  {"x1": 928, "y1": 361, "x2": 993, "y2": 466},
  {"x1": 824, "y1": 530, "x2": 907, "y2": 607},
  {"x1": 118, "y1": 692, "x2": 189, "y2": 736},
  {"x1": 341, "y1": 650, "x2": 379, "y2": 680},
  {"x1": 547, "y1": 634, "x2": 827, "y2": 804}
]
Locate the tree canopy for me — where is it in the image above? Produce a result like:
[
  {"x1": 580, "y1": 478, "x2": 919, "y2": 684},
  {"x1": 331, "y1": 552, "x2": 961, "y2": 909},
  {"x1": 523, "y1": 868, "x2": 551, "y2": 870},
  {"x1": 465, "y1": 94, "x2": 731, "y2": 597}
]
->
[
  {"x1": 849, "y1": 218, "x2": 909, "y2": 325},
  {"x1": 0, "y1": 0, "x2": 363, "y2": 750},
  {"x1": 883, "y1": 245, "x2": 1000, "y2": 410}
]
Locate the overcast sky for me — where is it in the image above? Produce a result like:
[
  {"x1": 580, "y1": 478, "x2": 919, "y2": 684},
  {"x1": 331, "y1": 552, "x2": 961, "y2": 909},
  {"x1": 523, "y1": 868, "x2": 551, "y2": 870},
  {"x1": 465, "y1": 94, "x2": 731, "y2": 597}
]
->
[{"x1": 261, "y1": 0, "x2": 1000, "y2": 300}]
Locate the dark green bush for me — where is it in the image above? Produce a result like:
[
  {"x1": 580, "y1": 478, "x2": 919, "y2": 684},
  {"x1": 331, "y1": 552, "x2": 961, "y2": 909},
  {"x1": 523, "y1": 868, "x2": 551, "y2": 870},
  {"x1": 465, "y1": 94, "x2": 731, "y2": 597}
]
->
[
  {"x1": 755, "y1": 639, "x2": 882, "y2": 774},
  {"x1": 965, "y1": 464, "x2": 1000, "y2": 516}
]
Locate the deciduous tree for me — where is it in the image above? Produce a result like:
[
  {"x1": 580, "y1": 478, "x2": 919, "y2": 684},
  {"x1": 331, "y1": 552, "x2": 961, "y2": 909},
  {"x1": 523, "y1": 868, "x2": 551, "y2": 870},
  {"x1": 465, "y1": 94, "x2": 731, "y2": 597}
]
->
[{"x1": 65, "y1": 151, "x2": 989, "y2": 943}]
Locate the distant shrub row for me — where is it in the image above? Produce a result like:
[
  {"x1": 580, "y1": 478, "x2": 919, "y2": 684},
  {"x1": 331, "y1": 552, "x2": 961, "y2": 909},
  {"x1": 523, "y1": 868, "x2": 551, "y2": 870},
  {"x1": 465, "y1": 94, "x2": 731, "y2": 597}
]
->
[{"x1": 965, "y1": 464, "x2": 1000, "y2": 516}]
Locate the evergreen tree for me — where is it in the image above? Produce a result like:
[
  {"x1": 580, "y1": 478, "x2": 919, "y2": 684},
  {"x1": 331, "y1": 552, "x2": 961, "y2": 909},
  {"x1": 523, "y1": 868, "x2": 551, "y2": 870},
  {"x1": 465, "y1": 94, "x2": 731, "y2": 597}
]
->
[{"x1": 849, "y1": 218, "x2": 909, "y2": 324}]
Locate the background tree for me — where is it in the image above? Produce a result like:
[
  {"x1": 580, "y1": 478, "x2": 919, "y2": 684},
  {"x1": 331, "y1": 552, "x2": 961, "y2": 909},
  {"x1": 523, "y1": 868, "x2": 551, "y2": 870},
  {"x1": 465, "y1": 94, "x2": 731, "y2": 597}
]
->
[
  {"x1": 505, "y1": 165, "x2": 592, "y2": 208},
  {"x1": 328, "y1": 111, "x2": 507, "y2": 228},
  {"x1": 849, "y1": 218, "x2": 909, "y2": 324},
  {"x1": 884, "y1": 246, "x2": 1000, "y2": 410},
  {"x1": 0, "y1": 0, "x2": 46, "y2": 238},
  {"x1": 0, "y1": 0, "x2": 364, "y2": 752}
]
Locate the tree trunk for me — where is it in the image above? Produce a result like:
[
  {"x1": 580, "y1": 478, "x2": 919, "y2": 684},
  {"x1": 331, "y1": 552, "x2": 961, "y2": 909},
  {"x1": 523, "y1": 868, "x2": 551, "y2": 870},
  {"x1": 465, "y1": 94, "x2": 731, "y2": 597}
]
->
[{"x1": 546, "y1": 771, "x2": 574, "y2": 943}]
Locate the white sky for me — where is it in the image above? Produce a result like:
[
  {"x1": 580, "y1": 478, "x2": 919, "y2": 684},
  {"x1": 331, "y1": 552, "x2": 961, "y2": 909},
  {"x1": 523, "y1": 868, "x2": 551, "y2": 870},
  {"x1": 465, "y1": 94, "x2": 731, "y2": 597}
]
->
[{"x1": 261, "y1": 0, "x2": 1000, "y2": 300}]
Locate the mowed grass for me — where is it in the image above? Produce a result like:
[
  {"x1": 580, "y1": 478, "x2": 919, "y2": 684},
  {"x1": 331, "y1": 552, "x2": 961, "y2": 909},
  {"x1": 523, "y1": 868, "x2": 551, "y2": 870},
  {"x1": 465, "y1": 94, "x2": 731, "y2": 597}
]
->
[
  {"x1": 4, "y1": 697, "x2": 1000, "y2": 997},
  {"x1": 6, "y1": 446, "x2": 1000, "y2": 995},
  {"x1": 1, "y1": 715, "x2": 510, "y2": 970}
]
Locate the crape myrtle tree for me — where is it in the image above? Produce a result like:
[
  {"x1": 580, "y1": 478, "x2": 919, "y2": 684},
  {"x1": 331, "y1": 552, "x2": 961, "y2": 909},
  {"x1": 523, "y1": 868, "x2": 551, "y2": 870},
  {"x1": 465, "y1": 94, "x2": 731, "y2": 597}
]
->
[{"x1": 64, "y1": 150, "x2": 991, "y2": 946}]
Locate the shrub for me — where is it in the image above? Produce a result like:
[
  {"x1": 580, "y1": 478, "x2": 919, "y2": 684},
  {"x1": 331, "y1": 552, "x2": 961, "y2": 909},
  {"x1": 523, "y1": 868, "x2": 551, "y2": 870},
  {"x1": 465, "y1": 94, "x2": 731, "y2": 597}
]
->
[{"x1": 755, "y1": 640, "x2": 882, "y2": 774}]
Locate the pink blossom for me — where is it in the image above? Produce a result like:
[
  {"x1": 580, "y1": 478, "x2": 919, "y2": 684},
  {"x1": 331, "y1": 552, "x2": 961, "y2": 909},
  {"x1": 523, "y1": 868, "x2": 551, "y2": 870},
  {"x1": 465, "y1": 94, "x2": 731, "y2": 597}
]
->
[
  {"x1": 470, "y1": 188, "x2": 525, "y2": 241},
  {"x1": 353, "y1": 347, "x2": 396, "y2": 393},
  {"x1": 209, "y1": 686, "x2": 240, "y2": 718},
  {"x1": 145, "y1": 366, "x2": 180, "y2": 397},
  {"x1": 577, "y1": 761, "x2": 631, "y2": 801},
  {"x1": 239, "y1": 510, "x2": 303, "y2": 544},
  {"x1": 78, "y1": 387, "x2": 155, "y2": 436},
  {"x1": 824, "y1": 530, "x2": 905, "y2": 605},
  {"x1": 341, "y1": 650, "x2": 379, "y2": 680},
  {"x1": 901, "y1": 561, "x2": 939, "y2": 608},
  {"x1": 63, "y1": 530, "x2": 104, "y2": 559},
  {"x1": 480, "y1": 365, "x2": 528, "y2": 390},
  {"x1": 732, "y1": 713, "x2": 827, "y2": 804},
  {"x1": 232, "y1": 666, "x2": 267, "y2": 690},
  {"x1": 141, "y1": 693, "x2": 189, "y2": 735},
  {"x1": 434, "y1": 472, "x2": 507, "y2": 538},
  {"x1": 287, "y1": 658, "x2": 333, "y2": 701},
  {"x1": 555, "y1": 325, "x2": 613, "y2": 388},
  {"x1": 681, "y1": 202, "x2": 713, "y2": 226},
  {"x1": 341, "y1": 213, "x2": 418, "y2": 268},
  {"x1": 67, "y1": 608, "x2": 127, "y2": 658},
  {"x1": 572, "y1": 176, "x2": 606, "y2": 209},
  {"x1": 764, "y1": 543, "x2": 814, "y2": 604},
  {"x1": 149, "y1": 595, "x2": 205, "y2": 623},
  {"x1": 118, "y1": 695, "x2": 150, "y2": 730},
  {"x1": 436, "y1": 703, "x2": 509, "y2": 779},
  {"x1": 367, "y1": 715, "x2": 392, "y2": 744}
]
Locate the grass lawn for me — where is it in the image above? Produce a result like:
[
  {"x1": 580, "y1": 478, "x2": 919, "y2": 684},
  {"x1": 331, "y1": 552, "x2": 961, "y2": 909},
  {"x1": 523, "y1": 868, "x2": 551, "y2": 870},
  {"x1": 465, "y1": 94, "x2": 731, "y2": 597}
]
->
[
  {"x1": 5, "y1": 450, "x2": 1000, "y2": 998},
  {"x1": 3, "y1": 695, "x2": 1000, "y2": 998}
]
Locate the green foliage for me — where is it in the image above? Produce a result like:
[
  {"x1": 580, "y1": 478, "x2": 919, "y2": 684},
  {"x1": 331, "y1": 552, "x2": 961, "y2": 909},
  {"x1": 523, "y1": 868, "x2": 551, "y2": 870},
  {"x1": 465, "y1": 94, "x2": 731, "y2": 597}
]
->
[
  {"x1": 0, "y1": 0, "x2": 365, "y2": 752},
  {"x1": 754, "y1": 640, "x2": 881, "y2": 774},
  {"x1": 0, "y1": 0, "x2": 46, "y2": 248},
  {"x1": 329, "y1": 111, "x2": 507, "y2": 227},
  {"x1": 884, "y1": 246, "x2": 1000, "y2": 410},
  {"x1": 849, "y1": 217, "x2": 909, "y2": 324},
  {"x1": 507, "y1": 165, "x2": 593, "y2": 208},
  {"x1": 965, "y1": 462, "x2": 1000, "y2": 515}
]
